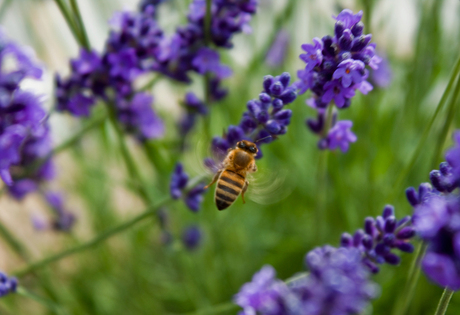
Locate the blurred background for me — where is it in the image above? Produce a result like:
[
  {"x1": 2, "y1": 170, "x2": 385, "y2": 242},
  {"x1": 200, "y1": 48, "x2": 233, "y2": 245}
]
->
[{"x1": 1, "y1": 0, "x2": 460, "y2": 314}]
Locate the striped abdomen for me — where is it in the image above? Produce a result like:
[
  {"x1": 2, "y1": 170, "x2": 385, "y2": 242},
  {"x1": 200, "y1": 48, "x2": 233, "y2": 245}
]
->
[{"x1": 215, "y1": 170, "x2": 245, "y2": 210}]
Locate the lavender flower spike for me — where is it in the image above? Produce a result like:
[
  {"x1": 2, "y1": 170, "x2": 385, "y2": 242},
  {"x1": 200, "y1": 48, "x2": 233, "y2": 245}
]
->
[
  {"x1": 181, "y1": 225, "x2": 203, "y2": 250},
  {"x1": 0, "y1": 271, "x2": 17, "y2": 298},
  {"x1": 341, "y1": 205, "x2": 415, "y2": 273},
  {"x1": 234, "y1": 246, "x2": 379, "y2": 315},
  {"x1": 0, "y1": 29, "x2": 54, "y2": 197},
  {"x1": 45, "y1": 192, "x2": 76, "y2": 232},
  {"x1": 405, "y1": 130, "x2": 460, "y2": 290},
  {"x1": 296, "y1": 9, "x2": 381, "y2": 152},
  {"x1": 169, "y1": 163, "x2": 207, "y2": 212},
  {"x1": 211, "y1": 72, "x2": 297, "y2": 159}
]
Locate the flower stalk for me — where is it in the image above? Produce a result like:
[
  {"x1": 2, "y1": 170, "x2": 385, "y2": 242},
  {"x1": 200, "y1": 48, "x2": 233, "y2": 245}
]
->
[
  {"x1": 16, "y1": 286, "x2": 67, "y2": 315},
  {"x1": 14, "y1": 195, "x2": 172, "y2": 277},
  {"x1": 52, "y1": 0, "x2": 86, "y2": 48},
  {"x1": 68, "y1": 0, "x2": 90, "y2": 50},
  {"x1": 434, "y1": 288, "x2": 454, "y2": 315},
  {"x1": 388, "y1": 54, "x2": 460, "y2": 202}
]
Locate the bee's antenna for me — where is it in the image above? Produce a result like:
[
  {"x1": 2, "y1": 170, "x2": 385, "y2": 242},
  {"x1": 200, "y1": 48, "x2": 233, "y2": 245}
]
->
[{"x1": 255, "y1": 135, "x2": 273, "y2": 143}]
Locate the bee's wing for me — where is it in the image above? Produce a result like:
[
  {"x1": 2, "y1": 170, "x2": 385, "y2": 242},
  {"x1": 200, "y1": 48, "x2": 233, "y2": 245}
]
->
[
  {"x1": 186, "y1": 137, "x2": 225, "y2": 179},
  {"x1": 246, "y1": 165, "x2": 292, "y2": 205}
]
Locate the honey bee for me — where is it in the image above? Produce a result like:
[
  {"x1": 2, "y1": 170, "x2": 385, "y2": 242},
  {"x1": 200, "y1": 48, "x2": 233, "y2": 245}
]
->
[{"x1": 204, "y1": 139, "x2": 258, "y2": 210}]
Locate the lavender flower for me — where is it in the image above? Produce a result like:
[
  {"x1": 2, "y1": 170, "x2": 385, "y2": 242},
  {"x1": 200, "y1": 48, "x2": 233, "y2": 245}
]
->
[
  {"x1": 192, "y1": 48, "x2": 232, "y2": 79},
  {"x1": 318, "y1": 120, "x2": 357, "y2": 152},
  {"x1": 0, "y1": 271, "x2": 17, "y2": 297},
  {"x1": 155, "y1": 0, "x2": 257, "y2": 84},
  {"x1": 341, "y1": 205, "x2": 415, "y2": 273},
  {"x1": 211, "y1": 72, "x2": 297, "y2": 159},
  {"x1": 234, "y1": 247, "x2": 379, "y2": 315},
  {"x1": 169, "y1": 163, "x2": 207, "y2": 212},
  {"x1": 234, "y1": 265, "x2": 292, "y2": 315},
  {"x1": 0, "y1": 29, "x2": 54, "y2": 198},
  {"x1": 179, "y1": 92, "x2": 208, "y2": 136},
  {"x1": 45, "y1": 192, "x2": 76, "y2": 232},
  {"x1": 406, "y1": 130, "x2": 460, "y2": 290},
  {"x1": 181, "y1": 225, "x2": 202, "y2": 250},
  {"x1": 58, "y1": 1, "x2": 258, "y2": 140},
  {"x1": 265, "y1": 30, "x2": 290, "y2": 68},
  {"x1": 371, "y1": 54, "x2": 392, "y2": 88},
  {"x1": 297, "y1": 246, "x2": 379, "y2": 314},
  {"x1": 296, "y1": 9, "x2": 381, "y2": 152},
  {"x1": 158, "y1": 0, "x2": 258, "y2": 135},
  {"x1": 56, "y1": 7, "x2": 165, "y2": 141}
]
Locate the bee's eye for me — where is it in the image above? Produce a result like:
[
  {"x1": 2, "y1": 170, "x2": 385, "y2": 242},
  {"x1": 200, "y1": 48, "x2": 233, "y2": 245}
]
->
[
  {"x1": 238, "y1": 142, "x2": 245, "y2": 149},
  {"x1": 249, "y1": 146, "x2": 256, "y2": 153}
]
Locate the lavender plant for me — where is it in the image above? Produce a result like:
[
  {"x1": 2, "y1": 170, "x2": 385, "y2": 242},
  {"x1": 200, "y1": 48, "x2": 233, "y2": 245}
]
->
[{"x1": 0, "y1": 1, "x2": 459, "y2": 314}]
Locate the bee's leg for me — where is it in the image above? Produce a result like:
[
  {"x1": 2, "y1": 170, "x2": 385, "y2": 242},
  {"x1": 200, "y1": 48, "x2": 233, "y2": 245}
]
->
[
  {"x1": 252, "y1": 163, "x2": 257, "y2": 173},
  {"x1": 241, "y1": 180, "x2": 249, "y2": 204},
  {"x1": 204, "y1": 170, "x2": 222, "y2": 189}
]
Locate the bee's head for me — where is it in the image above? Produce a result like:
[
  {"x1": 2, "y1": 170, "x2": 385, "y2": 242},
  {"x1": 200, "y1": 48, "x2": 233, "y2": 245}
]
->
[{"x1": 236, "y1": 140, "x2": 258, "y2": 155}]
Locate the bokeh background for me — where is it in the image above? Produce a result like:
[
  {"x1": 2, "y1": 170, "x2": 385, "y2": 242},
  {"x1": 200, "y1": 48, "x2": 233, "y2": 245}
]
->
[{"x1": 1, "y1": 0, "x2": 460, "y2": 314}]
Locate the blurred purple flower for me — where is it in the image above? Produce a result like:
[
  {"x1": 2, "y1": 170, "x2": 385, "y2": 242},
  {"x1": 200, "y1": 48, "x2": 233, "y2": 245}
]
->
[
  {"x1": 117, "y1": 93, "x2": 165, "y2": 141},
  {"x1": 192, "y1": 48, "x2": 232, "y2": 79},
  {"x1": 0, "y1": 29, "x2": 54, "y2": 197},
  {"x1": 235, "y1": 246, "x2": 379, "y2": 315},
  {"x1": 265, "y1": 30, "x2": 290, "y2": 68},
  {"x1": 234, "y1": 265, "x2": 292, "y2": 315},
  {"x1": 170, "y1": 163, "x2": 207, "y2": 212},
  {"x1": 0, "y1": 271, "x2": 17, "y2": 298},
  {"x1": 371, "y1": 54, "x2": 392, "y2": 88},
  {"x1": 182, "y1": 225, "x2": 202, "y2": 250},
  {"x1": 56, "y1": 8, "x2": 164, "y2": 141},
  {"x1": 45, "y1": 192, "x2": 76, "y2": 232}
]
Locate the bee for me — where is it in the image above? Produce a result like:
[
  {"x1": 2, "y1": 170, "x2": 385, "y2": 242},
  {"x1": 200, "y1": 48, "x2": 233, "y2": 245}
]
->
[{"x1": 204, "y1": 140, "x2": 258, "y2": 210}]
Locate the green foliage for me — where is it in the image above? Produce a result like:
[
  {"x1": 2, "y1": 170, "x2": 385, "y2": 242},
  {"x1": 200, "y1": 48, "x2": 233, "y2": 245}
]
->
[{"x1": 1, "y1": 0, "x2": 460, "y2": 314}]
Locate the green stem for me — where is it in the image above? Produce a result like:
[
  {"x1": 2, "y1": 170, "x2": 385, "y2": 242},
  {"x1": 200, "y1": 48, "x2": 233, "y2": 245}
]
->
[
  {"x1": 203, "y1": 0, "x2": 213, "y2": 139},
  {"x1": 52, "y1": 0, "x2": 85, "y2": 47},
  {"x1": 68, "y1": 0, "x2": 90, "y2": 50},
  {"x1": 431, "y1": 70, "x2": 460, "y2": 166},
  {"x1": 392, "y1": 242, "x2": 427, "y2": 315},
  {"x1": 315, "y1": 105, "x2": 333, "y2": 242},
  {"x1": 434, "y1": 288, "x2": 455, "y2": 315},
  {"x1": 204, "y1": 0, "x2": 212, "y2": 45},
  {"x1": 0, "y1": 0, "x2": 13, "y2": 21},
  {"x1": 53, "y1": 114, "x2": 107, "y2": 156},
  {"x1": 14, "y1": 196, "x2": 171, "y2": 277},
  {"x1": 139, "y1": 75, "x2": 161, "y2": 92},
  {"x1": 107, "y1": 107, "x2": 155, "y2": 203},
  {"x1": 16, "y1": 287, "x2": 67, "y2": 315},
  {"x1": 0, "y1": 220, "x2": 30, "y2": 261},
  {"x1": 388, "y1": 54, "x2": 460, "y2": 202}
]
